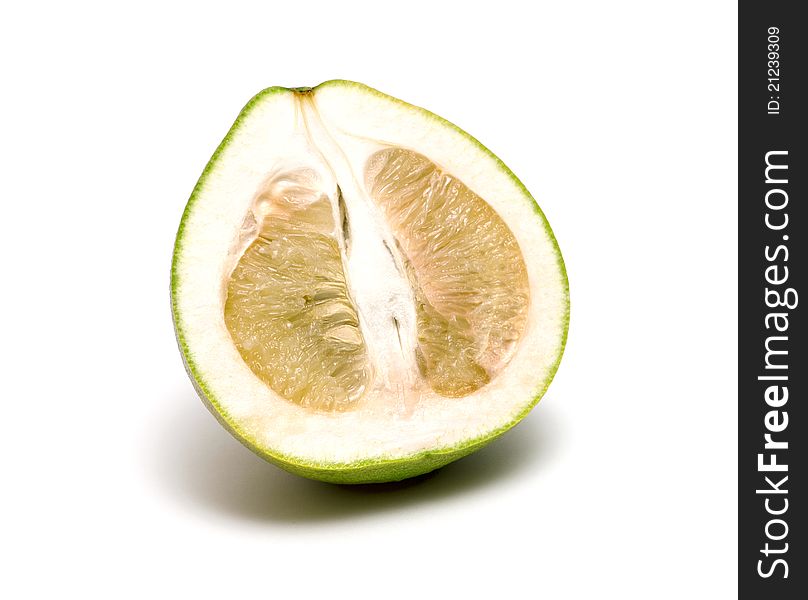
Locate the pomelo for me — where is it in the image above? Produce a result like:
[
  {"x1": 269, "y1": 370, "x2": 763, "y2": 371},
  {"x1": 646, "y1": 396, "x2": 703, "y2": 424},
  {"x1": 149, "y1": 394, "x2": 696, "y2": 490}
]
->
[{"x1": 171, "y1": 81, "x2": 569, "y2": 483}]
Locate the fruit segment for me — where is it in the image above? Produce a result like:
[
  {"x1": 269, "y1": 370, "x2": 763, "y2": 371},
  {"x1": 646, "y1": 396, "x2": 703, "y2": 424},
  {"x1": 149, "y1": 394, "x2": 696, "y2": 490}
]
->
[
  {"x1": 366, "y1": 148, "x2": 530, "y2": 397},
  {"x1": 224, "y1": 172, "x2": 370, "y2": 411}
]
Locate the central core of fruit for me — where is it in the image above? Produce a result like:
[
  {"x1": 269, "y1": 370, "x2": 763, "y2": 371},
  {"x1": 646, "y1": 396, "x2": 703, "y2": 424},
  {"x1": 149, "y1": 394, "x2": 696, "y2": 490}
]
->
[{"x1": 224, "y1": 107, "x2": 529, "y2": 412}]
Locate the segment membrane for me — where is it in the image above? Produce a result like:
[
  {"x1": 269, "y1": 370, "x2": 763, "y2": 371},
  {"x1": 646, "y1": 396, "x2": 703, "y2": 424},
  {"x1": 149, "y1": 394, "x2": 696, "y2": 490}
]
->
[{"x1": 366, "y1": 148, "x2": 530, "y2": 397}]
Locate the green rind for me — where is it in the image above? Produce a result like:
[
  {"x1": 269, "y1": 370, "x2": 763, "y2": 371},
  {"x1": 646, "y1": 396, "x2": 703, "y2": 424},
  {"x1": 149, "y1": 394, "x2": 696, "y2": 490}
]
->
[{"x1": 170, "y1": 80, "x2": 570, "y2": 484}]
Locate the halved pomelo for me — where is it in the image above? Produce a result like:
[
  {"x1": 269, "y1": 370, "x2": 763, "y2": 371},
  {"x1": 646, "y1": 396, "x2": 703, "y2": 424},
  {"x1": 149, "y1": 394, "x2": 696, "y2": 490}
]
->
[{"x1": 171, "y1": 81, "x2": 569, "y2": 483}]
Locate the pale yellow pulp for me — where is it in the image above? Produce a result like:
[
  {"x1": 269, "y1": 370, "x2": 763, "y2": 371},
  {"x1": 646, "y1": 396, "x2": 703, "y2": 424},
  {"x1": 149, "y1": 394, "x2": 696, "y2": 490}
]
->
[{"x1": 225, "y1": 149, "x2": 530, "y2": 411}]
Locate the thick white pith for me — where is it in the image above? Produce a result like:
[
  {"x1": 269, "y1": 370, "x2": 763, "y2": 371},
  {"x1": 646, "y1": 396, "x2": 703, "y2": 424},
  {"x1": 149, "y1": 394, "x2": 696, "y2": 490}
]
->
[
  {"x1": 295, "y1": 97, "x2": 425, "y2": 410},
  {"x1": 174, "y1": 83, "x2": 567, "y2": 463}
]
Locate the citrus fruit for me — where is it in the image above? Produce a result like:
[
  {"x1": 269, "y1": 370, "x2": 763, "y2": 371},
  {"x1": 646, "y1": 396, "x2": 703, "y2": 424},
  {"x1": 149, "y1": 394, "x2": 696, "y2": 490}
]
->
[{"x1": 171, "y1": 81, "x2": 569, "y2": 483}]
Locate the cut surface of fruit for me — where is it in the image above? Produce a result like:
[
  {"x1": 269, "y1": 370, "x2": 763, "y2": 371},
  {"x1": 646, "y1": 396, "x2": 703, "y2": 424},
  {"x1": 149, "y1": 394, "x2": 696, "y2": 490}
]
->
[{"x1": 172, "y1": 81, "x2": 569, "y2": 483}]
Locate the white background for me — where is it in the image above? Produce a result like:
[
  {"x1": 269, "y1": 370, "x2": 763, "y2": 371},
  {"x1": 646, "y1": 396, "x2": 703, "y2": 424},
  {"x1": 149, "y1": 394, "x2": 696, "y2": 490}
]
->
[{"x1": 0, "y1": 1, "x2": 737, "y2": 598}]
